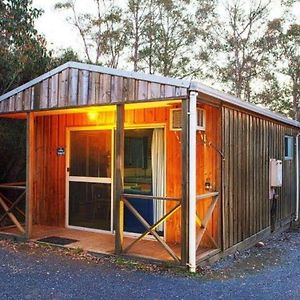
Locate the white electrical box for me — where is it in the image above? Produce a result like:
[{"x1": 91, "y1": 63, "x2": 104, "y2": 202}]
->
[{"x1": 269, "y1": 159, "x2": 282, "y2": 187}]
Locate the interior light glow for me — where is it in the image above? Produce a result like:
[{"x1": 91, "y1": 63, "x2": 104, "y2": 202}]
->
[{"x1": 87, "y1": 111, "x2": 99, "y2": 121}]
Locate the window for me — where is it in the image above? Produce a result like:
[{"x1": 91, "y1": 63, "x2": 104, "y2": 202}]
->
[
  {"x1": 284, "y1": 136, "x2": 294, "y2": 160},
  {"x1": 170, "y1": 108, "x2": 206, "y2": 131}
]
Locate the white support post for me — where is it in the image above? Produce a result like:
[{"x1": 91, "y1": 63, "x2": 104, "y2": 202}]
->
[
  {"x1": 188, "y1": 91, "x2": 198, "y2": 272},
  {"x1": 295, "y1": 133, "x2": 300, "y2": 221}
]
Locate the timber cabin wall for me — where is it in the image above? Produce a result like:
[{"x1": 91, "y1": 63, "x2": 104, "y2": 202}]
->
[
  {"x1": 32, "y1": 103, "x2": 221, "y2": 245},
  {"x1": 221, "y1": 105, "x2": 297, "y2": 250}
]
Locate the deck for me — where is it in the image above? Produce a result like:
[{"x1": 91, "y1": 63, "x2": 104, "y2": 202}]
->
[
  {"x1": 1, "y1": 225, "x2": 181, "y2": 261},
  {"x1": 0, "y1": 225, "x2": 219, "y2": 263}
]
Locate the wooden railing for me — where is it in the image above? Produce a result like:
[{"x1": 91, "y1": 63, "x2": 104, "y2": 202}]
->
[
  {"x1": 0, "y1": 182, "x2": 26, "y2": 234},
  {"x1": 195, "y1": 192, "x2": 219, "y2": 252},
  {"x1": 120, "y1": 191, "x2": 219, "y2": 263},
  {"x1": 121, "y1": 193, "x2": 181, "y2": 262}
]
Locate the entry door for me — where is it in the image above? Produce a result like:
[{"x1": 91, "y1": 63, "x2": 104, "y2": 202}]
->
[{"x1": 67, "y1": 130, "x2": 112, "y2": 231}]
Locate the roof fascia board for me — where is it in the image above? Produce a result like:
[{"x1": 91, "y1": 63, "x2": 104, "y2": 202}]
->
[
  {"x1": 69, "y1": 62, "x2": 190, "y2": 87},
  {"x1": 0, "y1": 61, "x2": 190, "y2": 103},
  {"x1": 190, "y1": 81, "x2": 300, "y2": 128},
  {"x1": 0, "y1": 62, "x2": 72, "y2": 102}
]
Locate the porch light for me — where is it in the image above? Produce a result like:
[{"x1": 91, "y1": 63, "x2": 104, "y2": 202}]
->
[{"x1": 87, "y1": 111, "x2": 99, "y2": 121}]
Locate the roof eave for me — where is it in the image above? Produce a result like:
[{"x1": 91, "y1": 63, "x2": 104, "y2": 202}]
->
[
  {"x1": 0, "y1": 61, "x2": 190, "y2": 103},
  {"x1": 190, "y1": 81, "x2": 300, "y2": 128}
]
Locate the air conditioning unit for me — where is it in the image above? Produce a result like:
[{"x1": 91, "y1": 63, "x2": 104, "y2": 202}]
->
[{"x1": 170, "y1": 108, "x2": 206, "y2": 131}]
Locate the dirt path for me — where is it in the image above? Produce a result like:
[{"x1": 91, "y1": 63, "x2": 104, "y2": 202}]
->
[{"x1": 0, "y1": 230, "x2": 300, "y2": 299}]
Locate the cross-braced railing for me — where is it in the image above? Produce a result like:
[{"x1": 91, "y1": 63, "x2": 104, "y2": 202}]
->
[
  {"x1": 122, "y1": 193, "x2": 181, "y2": 262},
  {"x1": 195, "y1": 192, "x2": 219, "y2": 252},
  {"x1": 0, "y1": 182, "x2": 26, "y2": 234}
]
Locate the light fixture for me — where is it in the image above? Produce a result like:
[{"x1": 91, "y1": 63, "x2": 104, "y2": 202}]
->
[{"x1": 87, "y1": 111, "x2": 99, "y2": 121}]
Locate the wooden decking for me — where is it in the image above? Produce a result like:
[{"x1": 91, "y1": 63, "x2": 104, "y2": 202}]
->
[
  {"x1": 2, "y1": 225, "x2": 181, "y2": 261},
  {"x1": 0, "y1": 225, "x2": 219, "y2": 263}
]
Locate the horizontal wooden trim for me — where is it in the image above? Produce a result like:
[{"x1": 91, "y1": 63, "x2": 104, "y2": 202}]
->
[
  {"x1": 223, "y1": 226, "x2": 271, "y2": 254},
  {"x1": 196, "y1": 248, "x2": 221, "y2": 263},
  {"x1": 196, "y1": 192, "x2": 219, "y2": 200},
  {"x1": 69, "y1": 176, "x2": 112, "y2": 184},
  {"x1": 122, "y1": 193, "x2": 181, "y2": 202},
  {"x1": 0, "y1": 231, "x2": 26, "y2": 241},
  {"x1": 0, "y1": 182, "x2": 26, "y2": 186},
  {"x1": 0, "y1": 185, "x2": 26, "y2": 190}
]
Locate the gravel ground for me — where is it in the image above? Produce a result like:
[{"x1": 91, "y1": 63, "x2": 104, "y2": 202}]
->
[{"x1": 1, "y1": 229, "x2": 300, "y2": 300}]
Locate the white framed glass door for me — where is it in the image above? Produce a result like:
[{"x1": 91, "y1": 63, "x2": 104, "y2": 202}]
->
[{"x1": 66, "y1": 129, "x2": 113, "y2": 232}]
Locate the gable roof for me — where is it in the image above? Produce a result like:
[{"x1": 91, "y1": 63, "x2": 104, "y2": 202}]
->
[
  {"x1": 0, "y1": 61, "x2": 189, "y2": 103},
  {"x1": 0, "y1": 61, "x2": 299, "y2": 128}
]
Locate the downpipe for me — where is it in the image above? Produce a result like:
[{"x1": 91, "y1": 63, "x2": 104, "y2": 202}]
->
[
  {"x1": 295, "y1": 133, "x2": 300, "y2": 222},
  {"x1": 188, "y1": 91, "x2": 198, "y2": 273}
]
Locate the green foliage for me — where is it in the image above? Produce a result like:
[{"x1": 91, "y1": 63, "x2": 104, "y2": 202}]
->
[
  {"x1": 200, "y1": 0, "x2": 272, "y2": 101},
  {"x1": 140, "y1": 0, "x2": 199, "y2": 77},
  {"x1": 49, "y1": 48, "x2": 81, "y2": 68},
  {"x1": 55, "y1": 0, "x2": 127, "y2": 67},
  {"x1": 0, "y1": 119, "x2": 26, "y2": 183},
  {"x1": 0, "y1": 0, "x2": 50, "y2": 183},
  {"x1": 0, "y1": 0, "x2": 299, "y2": 123},
  {"x1": 0, "y1": 0, "x2": 51, "y2": 94},
  {"x1": 257, "y1": 18, "x2": 300, "y2": 119}
]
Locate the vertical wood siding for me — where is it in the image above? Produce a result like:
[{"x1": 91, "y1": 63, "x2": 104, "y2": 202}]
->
[
  {"x1": 32, "y1": 104, "x2": 221, "y2": 244},
  {"x1": 0, "y1": 68, "x2": 188, "y2": 113},
  {"x1": 222, "y1": 106, "x2": 297, "y2": 250}
]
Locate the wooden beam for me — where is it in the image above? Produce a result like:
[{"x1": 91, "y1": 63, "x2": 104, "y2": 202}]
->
[
  {"x1": 0, "y1": 191, "x2": 26, "y2": 223},
  {"x1": 123, "y1": 198, "x2": 180, "y2": 262},
  {"x1": 122, "y1": 193, "x2": 181, "y2": 202},
  {"x1": 196, "y1": 196, "x2": 219, "y2": 249},
  {"x1": 114, "y1": 104, "x2": 124, "y2": 254},
  {"x1": 123, "y1": 203, "x2": 181, "y2": 254},
  {"x1": 181, "y1": 98, "x2": 189, "y2": 266},
  {"x1": 0, "y1": 192, "x2": 25, "y2": 218},
  {"x1": 0, "y1": 196, "x2": 25, "y2": 234},
  {"x1": 25, "y1": 112, "x2": 35, "y2": 239}
]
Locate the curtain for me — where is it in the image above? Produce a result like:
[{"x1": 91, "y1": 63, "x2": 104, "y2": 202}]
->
[{"x1": 151, "y1": 128, "x2": 165, "y2": 232}]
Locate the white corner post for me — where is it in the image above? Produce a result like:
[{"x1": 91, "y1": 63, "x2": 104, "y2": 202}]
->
[
  {"x1": 188, "y1": 91, "x2": 198, "y2": 272},
  {"x1": 295, "y1": 133, "x2": 300, "y2": 221}
]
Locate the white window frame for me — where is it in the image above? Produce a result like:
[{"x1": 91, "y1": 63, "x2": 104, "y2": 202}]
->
[
  {"x1": 284, "y1": 135, "x2": 294, "y2": 160},
  {"x1": 170, "y1": 108, "x2": 206, "y2": 131}
]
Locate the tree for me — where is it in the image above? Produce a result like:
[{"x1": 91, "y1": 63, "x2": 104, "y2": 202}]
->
[
  {"x1": 0, "y1": 0, "x2": 50, "y2": 94},
  {"x1": 256, "y1": 19, "x2": 300, "y2": 119},
  {"x1": 50, "y1": 48, "x2": 82, "y2": 68},
  {"x1": 55, "y1": 0, "x2": 127, "y2": 68},
  {"x1": 202, "y1": 0, "x2": 272, "y2": 101},
  {"x1": 140, "y1": 0, "x2": 199, "y2": 77},
  {"x1": 0, "y1": 0, "x2": 50, "y2": 182},
  {"x1": 124, "y1": 0, "x2": 149, "y2": 71}
]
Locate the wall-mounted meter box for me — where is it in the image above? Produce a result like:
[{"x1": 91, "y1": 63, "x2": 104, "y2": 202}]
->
[{"x1": 269, "y1": 159, "x2": 282, "y2": 187}]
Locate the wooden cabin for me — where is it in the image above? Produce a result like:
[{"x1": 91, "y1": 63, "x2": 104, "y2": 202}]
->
[{"x1": 0, "y1": 62, "x2": 299, "y2": 272}]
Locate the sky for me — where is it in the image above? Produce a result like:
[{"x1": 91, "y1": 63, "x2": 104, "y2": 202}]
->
[{"x1": 32, "y1": 0, "x2": 300, "y2": 60}]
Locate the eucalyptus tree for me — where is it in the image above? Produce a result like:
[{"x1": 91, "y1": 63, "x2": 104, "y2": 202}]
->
[
  {"x1": 55, "y1": 0, "x2": 127, "y2": 67},
  {"x1": 0, "y1": 0, "x2": 50, "y2": 94},
  {"x1": 140, "y1": 0, "x2": 199, "y2": 77},
  {"x1": 0, "y1": 0, "x2": 50, "y2": 182},
  {"x1": 257, "y1": 19, "x2": 300, "y2": 119},
  {"x1": 200, "y1": 0, "x2": 272, "y2": 102},
  {"x1": 124, "y1": 0, "x2": 150, "y2": 72}
]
